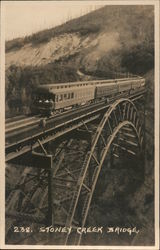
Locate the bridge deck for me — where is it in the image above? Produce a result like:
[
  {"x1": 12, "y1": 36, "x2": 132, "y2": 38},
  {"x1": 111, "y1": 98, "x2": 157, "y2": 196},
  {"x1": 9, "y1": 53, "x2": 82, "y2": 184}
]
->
[{"x1": 5, "y1": 89, "x2": 145, "y2": 162}]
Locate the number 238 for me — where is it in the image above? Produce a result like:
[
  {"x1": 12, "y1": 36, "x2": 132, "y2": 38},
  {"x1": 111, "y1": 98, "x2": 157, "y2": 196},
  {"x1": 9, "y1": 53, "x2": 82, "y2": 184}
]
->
[{"x1": 14, "y1": 226, "x2": 33, "y2": 233}]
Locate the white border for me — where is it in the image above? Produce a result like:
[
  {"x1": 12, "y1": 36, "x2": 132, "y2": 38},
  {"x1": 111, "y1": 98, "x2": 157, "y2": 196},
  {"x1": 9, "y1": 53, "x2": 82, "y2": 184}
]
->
[
  {"x1": 0, "y1": 1, "x2": 159, "y2": 249},
  {"x1": 0, "y1": 1, "x2": 6, "y2": 249}
]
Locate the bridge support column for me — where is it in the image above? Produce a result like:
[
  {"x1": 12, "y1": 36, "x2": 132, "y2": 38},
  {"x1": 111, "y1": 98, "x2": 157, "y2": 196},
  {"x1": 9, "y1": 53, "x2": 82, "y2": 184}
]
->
[{"x1": 6, "y1": 148, "x2": 54, "y2": 225}]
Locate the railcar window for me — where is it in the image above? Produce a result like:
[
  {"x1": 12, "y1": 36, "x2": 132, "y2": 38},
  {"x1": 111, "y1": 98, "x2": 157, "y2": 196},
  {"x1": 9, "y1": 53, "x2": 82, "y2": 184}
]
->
[
  {"x1": 68, "y1": 93, "x2": 71, "y2": 99},
  {"x1": 58, "y1": 95, "x2": 63, "y2": 101},
  {"x1": 51, "y1": 94, "x2": 55, "y2": 102},
  {"x1": 71, "y1": 93, "x2": 74, "y2": 98}
]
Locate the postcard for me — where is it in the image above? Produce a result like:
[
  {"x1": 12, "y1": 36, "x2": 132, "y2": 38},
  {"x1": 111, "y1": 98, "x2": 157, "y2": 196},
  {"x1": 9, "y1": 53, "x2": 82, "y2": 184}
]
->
[{"x1": 0, "y1": 1, "x2": 159, "y2": 249}]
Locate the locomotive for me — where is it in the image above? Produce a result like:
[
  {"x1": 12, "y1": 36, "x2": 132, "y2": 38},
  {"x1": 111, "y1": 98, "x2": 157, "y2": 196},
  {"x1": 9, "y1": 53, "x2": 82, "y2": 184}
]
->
[{"x1": 31, "y1": 77, "x2": 145, "y2": 115}]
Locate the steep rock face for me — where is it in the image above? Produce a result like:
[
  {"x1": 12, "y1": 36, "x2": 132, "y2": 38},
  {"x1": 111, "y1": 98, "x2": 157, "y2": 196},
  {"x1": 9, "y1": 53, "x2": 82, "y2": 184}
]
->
[
  {"x1": 6, "y1": 33, "x2": 82, "y2": 68},
  {"x1": 6, "y1": 31, "x2": 122, "y2": 71}
]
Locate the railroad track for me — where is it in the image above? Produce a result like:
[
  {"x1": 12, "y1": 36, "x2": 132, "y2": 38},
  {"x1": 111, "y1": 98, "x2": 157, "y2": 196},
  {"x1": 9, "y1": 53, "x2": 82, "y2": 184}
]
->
[
  {"x1": 5, "y1": 90, "x2": 145, "y2": 135},
  {"x1": 5, "y1": 115, "x2": 41, "y2": 133},
  {"x1": 5, "y1": 115, "x2": 26, "y2": 124},
  {"x1": 5, "y1": 90, "x2": 146, "y2": 163}
]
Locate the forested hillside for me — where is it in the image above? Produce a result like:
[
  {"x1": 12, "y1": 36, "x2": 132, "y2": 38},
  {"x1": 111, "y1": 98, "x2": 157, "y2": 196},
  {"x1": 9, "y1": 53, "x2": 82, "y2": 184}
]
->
[{"x1": 5, "y1": 5, "x2": 154, "y2": 116}]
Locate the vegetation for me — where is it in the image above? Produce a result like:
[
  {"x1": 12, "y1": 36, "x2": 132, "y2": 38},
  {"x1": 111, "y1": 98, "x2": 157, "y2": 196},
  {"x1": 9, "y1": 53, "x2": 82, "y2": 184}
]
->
[
  {"x1": 6, "y1": 19, "x2": 100, "y2": 50},
  {"x1": 5, "y1": 63, "x2": 80, "y2": 114},
  {"x1": 121, "y1": 41, "x2": 154, "y2": 75},
  {"x1": 5, "y1": 5, "x2": 154, "y2": 117}
]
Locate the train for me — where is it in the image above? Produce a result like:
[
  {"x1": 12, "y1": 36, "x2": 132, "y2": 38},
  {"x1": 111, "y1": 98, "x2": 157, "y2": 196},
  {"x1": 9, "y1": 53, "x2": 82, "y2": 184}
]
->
[{"x1": 30, "y1": 77, "x2": 145, "y2": 115}]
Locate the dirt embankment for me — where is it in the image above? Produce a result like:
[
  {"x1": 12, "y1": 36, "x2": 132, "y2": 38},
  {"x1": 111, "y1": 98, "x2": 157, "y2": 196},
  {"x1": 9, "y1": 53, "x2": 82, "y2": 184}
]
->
[{"x1": 6, "y1": 31, "x2": 121, "y2": 71}]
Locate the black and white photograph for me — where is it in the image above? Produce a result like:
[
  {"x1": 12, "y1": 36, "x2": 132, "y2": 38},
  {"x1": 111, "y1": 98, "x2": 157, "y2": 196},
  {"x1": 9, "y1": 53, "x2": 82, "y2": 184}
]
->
[{"x1": 0, "y1": 0, "x2": 159, "y2": 249}]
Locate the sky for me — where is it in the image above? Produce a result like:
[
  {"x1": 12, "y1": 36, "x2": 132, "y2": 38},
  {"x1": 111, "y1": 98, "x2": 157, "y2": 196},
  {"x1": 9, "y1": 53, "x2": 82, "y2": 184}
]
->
[{"x1": 3, "y1": 1, "x2": 104, "y2": 41}]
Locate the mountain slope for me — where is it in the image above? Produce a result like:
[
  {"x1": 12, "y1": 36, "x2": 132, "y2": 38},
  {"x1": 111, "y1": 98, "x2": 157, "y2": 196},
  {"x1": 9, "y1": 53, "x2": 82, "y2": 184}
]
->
[
  {"x1": 6, "y1": 5, "x2": 154, "y2": 70},
  {"x1": 5, "y1": 5, "x2": 154, "y2": 115}
]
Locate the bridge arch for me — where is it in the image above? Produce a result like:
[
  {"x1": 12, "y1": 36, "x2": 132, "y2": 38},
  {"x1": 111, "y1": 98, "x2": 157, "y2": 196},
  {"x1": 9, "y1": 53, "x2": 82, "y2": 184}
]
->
[
  {"x1": 5, "y1": 98, "x2": 145, "y2": 245},
  {"x1": 64, "y1": 98, "x2": 144, "y2": 245}
]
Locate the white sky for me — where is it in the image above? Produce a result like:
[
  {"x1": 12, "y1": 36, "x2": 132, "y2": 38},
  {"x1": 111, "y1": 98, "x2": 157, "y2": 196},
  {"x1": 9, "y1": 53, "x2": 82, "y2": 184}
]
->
[{"x1": 3, "y1": 1, "x2": 104, "y2": 41}]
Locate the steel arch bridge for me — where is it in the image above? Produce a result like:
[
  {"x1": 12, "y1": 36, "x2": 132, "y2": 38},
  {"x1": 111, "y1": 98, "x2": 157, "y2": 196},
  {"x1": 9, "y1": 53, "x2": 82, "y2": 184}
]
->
[{"x1": 6, "y1": 98, "x2": 145, "y2": 245}]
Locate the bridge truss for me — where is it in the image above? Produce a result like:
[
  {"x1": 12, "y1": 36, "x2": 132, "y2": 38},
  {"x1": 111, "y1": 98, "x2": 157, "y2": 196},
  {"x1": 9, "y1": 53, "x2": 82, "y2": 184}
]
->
[{"x1": 5, "y1": 97, "x2": 145, "y2": 245}]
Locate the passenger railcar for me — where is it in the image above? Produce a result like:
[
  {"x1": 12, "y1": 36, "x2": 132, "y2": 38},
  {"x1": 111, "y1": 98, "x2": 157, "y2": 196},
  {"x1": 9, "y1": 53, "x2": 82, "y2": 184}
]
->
[
  {"x1": 52, "y1": 85, "x2": 95, "y2": 110},
  {"x1": 95, "y1": 82, "x2": 118, "y2": 99},
  {"x1": 31, "y1": 77, "x2": 145, "y2": 115}
]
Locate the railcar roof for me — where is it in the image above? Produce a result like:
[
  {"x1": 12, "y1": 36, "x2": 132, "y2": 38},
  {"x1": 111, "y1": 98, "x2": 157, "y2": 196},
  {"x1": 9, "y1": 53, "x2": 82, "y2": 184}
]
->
[
  {"x1": 36, "y1": 85, "x2": 93, "y2": 93},
  {"x1": 54, "y1": 85, "x2": 94, "y2": 93},
  {"x1": 37, "y1": 77, "x2": 142, "y2": 89}
]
